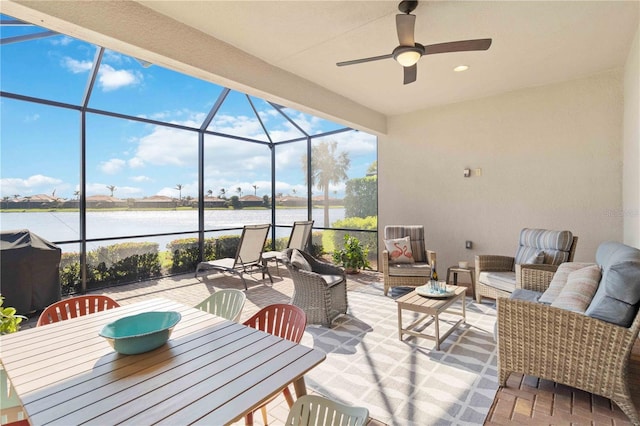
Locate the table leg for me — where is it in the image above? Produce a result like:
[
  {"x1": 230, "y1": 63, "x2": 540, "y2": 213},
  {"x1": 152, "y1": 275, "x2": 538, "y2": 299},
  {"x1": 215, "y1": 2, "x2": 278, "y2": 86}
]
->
[
  {"x1": 292, "y1": 376, "x2": 308, "y2": 398},
  {"x1": 397, "y1": 304, "x2": 403, "y2": 341},
  {"x1": 434, "y1": 313, "x2": 441, "y2": 350}
]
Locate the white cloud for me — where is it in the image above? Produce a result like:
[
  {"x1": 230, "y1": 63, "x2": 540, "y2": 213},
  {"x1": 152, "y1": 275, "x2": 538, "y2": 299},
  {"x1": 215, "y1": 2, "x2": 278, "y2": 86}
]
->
[
  {"x1": 128, "y1": 157, "x2": 145, "y2": 168},
  {"x1": 99, "y1": 158, "x2": 126, "y2": 174},
  {"x1": 98, "y1": 64, "x2": 141, "y2": 91},
  {"x1": 85, "y1": 183, "x2": 143, "y2": 197},
  {"x1": 0, "y1": 174, "x2": 63, "y2": 198},
  {"x1": 23, "y1": 114, "x2": 40, "y2": 123},
  {"x1": 130, "y1": 175, "x2": 152, "y2": 182},
  {"x1": 63, "y1": 57, "x2": 93, "y2": 73}
]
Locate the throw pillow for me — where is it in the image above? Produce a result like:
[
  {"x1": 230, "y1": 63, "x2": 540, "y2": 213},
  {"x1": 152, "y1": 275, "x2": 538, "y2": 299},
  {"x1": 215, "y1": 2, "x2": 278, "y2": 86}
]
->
[
  {"x1": 525, "y1": 250, "x2": 545, "y2": 265},
  {"x1": 384, "y1": 236, "x2": 414, "y2": 264},
  {"x1": 538, "y1": 262, "x2": 595, "y2": 304},
  {"x1": 290, "y1": 249, "x2": 312, "y2": 271},
  {"x1": 551, "y1": 265, "x2": 602, "y2": 313}
]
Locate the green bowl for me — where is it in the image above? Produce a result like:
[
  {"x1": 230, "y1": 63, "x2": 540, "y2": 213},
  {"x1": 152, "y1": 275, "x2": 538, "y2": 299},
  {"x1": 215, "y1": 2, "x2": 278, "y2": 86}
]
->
[{"x1": 99, "y1": 311, "x2": 181, "y2": 355}]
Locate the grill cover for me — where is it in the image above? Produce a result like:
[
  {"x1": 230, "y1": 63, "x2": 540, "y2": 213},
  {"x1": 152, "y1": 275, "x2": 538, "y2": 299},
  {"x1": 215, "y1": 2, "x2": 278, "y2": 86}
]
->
[{"x1": 1, "y1": 229, "x2": 61, "y2": 314}]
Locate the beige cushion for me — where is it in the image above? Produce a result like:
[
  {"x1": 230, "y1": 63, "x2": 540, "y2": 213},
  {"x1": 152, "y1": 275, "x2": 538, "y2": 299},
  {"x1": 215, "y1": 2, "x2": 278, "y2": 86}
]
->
[
  {"x1": 538, "y1": 262, "x2": 596, "y2": 304},
  {"x1": 478, "y1": 271, "x2": 517, "y2": 293},
  {"x1": 387, "y1": 262, "x2": 431, "y2": 277},
  {"x1": 291, "y1": 249, "x2": 312, "y2": 271},
  {"x1": 551, "y1": 265, "x2": 602, "y2": 313},
  {"x1": 384, "y1": 236, "x2": 414, "y2": 264}
]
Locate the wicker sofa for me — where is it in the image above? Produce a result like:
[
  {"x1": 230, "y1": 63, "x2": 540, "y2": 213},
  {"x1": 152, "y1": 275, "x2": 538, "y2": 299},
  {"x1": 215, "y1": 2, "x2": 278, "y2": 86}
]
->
[
  {"x1": 496, "y1": 241, "x2": 640, "y2": 424},
  {"x1": 476, "y1": 228, "x2": 578, "y2": 303},
  {"x1": 281, "y1": 248, "x2": 348, "y2": 327}
]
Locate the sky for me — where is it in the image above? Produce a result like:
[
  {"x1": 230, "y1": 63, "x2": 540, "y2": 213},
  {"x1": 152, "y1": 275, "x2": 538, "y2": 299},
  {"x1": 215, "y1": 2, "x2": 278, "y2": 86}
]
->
[{"x1": 0, "y1": 15, "x2": 377, "y2": 201}]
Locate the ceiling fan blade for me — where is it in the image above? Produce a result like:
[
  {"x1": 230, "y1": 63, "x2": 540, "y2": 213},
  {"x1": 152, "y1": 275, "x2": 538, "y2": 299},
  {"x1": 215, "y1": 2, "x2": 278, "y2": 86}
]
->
[
  {"x1": 403, "y1": 64, "x2": 417, "y2": 85},
  {"x1": 422, "y1": 38, "x2": 492, "y2": 55},
  {"x1": 336, "y1": 53, "x2": 393, "y2": 67},
  {"x1": 396, "y1": 13, "x2": 416, "y2": 46}
]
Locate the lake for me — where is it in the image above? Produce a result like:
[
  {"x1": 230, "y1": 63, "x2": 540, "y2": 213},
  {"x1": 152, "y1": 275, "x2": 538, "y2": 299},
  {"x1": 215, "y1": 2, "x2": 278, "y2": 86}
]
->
[{"x1": 0, "y1": 208, "x2": 346, "y2": 252}]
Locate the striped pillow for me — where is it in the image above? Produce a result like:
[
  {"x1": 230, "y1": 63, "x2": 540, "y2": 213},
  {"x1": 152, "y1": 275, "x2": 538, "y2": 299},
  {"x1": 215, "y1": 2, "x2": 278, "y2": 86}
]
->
[{"x1": 551, "y1": 265, "x2": 602, "y2": 313}]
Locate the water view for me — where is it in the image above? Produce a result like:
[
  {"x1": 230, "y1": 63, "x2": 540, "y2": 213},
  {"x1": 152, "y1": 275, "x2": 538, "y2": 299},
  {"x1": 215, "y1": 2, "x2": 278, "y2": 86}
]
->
[{"x1": 1, "y1": 208, "x2": 346, "y2": 252}]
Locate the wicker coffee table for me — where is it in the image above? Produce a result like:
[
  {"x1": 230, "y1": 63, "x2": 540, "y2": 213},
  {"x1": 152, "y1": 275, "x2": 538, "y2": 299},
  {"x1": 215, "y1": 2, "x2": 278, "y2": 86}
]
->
[{"x1": 396, "y1": 285, "x2": 466, "y2": 350}]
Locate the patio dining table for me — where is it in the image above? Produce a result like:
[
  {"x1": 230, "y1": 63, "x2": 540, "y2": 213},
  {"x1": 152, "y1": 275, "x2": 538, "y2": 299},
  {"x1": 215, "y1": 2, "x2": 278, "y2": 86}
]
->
[{"x1": 0, "y1": 298, "x2": 325, "y2": 425}]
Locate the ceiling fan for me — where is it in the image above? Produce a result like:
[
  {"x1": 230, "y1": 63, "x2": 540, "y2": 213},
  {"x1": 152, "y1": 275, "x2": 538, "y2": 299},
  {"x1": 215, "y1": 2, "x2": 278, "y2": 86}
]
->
[{"x1": 336, "y1": 0, "x2": 492, "y2": 85}]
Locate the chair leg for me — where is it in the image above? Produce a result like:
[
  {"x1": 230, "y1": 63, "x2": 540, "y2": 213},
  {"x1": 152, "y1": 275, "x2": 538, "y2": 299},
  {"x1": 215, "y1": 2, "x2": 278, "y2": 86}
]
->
[
  {"x1": 245, "y1": 411, "x2": 254, "y2": 426},
  {"x1": 260, "y1": 405, "x2": 269, "y2": 425},
  {"x1": 283, "y1": 386, "x2": 295, "y2": 407}
]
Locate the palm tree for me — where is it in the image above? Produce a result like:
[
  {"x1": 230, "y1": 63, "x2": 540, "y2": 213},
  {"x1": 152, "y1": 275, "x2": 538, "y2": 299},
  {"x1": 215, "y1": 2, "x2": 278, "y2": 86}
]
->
[
  {"x1": 106, "y1": 185, "x2": 116, "y2": 197},
  {"x1": 302, "y1": 140, "x2": 350, "y2": 227},
  {"x1": 74, "y1": 190, "x2": 80, "y2": 200},
  {"x1": 292, "y1": 188, "x2": 297, "y2": 196},
  {"x1": 252, "y1": 184, "x2": 258, "y2": 196},
  {"x1": 236, "y1": 187, "x2": 242, "y2": 197},
  {"x1": 175, "y1": 184, "x2": 183, "y2": 200},
  {"x1": 219, "y1": 188, "x2": 227, "y2": 199},
  {"x1": 206, "y1": 189, "x2": 213, "y2": 197}
]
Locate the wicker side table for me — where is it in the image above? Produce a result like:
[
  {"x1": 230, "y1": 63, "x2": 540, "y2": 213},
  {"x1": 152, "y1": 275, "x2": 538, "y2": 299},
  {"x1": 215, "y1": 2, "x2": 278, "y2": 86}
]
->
[{"x1": 446, "y1": 266, "x2": 475, "y2": 299}]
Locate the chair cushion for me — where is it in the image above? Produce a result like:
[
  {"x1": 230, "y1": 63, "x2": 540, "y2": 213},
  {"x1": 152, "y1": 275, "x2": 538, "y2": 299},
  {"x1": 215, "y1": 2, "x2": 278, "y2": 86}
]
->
[
  {"x1": 290, "y1": 249, "x2": 312, "y2": 271},
  {"x1": 321, "y1": 274, "x2": 344, "y2": 287},
  {"x1": 538, "y1": 262, "x2": 596, "y2": 304},
  {"x1": 384, "y1": 236, "x2": 414, "y2": 264},
  {"x1": 387, "y1": 262, "x2": 431, "y2": 277},
  {"x1": 478, "y1": 271, "x2": 516, "y2": 293},
  {"x1": 526, "y1": 251, "x2": 545, "y2": 265},
  {"x1": 514, "y1": 228, "x2": 574, "y2": 266},
  {"x1": 550, "y1": 265, "x2": 601, "y2": 313},
  {"x1": 511, "y1": 288, "x2": 543, "y2": 303},
  {"x1": 585, "y1": 242, "x2": 640, "y2": 327},
  {"x1": 384, "y1": 226, "x2": 426, "y2": 263}
]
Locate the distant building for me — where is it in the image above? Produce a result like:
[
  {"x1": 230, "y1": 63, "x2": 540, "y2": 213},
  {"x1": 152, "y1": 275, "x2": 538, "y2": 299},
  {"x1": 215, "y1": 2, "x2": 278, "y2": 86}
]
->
[
  {"x1": 86, "y1": 195, "x2": 128, "y2": 208},
  {"x1": 132, "y1": 195, "x2": 177, "y2": 209},
  {"x1": 239, "y1": 195, "x2": 264, "y2": 208},
  {"x1": 203, "y1": 196, "x2": 227, "y2": 208}
]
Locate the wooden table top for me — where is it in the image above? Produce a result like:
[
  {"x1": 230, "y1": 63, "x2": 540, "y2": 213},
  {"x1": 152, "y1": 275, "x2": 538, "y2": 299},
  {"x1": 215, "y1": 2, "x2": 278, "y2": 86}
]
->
[
  {"x1": 0, "y1": 298, "x2": 325, "y2": 425},
  {"x1": 396, "y1": 286, "x2": 466, "y2": 314}
]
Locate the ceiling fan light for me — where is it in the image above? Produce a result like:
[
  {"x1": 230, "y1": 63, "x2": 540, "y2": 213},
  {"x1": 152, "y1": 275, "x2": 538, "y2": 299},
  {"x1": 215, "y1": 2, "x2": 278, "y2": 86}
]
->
[
  {"x1": 393, "y1": 46, "x2": 422, "y2": 67},
  {"x1": 454, "y1": 65, "x2": 469, "y2": 72}
]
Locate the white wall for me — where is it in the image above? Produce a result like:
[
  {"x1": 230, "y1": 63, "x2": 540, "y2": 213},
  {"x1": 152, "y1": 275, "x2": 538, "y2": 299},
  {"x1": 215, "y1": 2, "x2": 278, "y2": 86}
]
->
[
  {"x1": 380, "y1": 70, "x2": 624, "y2": 270},
  {"x1": 623, "y1": 26, "x2": 640, "y2": 248}
]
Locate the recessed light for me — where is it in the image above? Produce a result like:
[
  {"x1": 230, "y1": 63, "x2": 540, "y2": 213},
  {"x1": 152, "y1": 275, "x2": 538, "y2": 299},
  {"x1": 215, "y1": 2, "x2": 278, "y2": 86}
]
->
[{"x1": 454, "y1": 65, "x2": 469, "y2": 72}]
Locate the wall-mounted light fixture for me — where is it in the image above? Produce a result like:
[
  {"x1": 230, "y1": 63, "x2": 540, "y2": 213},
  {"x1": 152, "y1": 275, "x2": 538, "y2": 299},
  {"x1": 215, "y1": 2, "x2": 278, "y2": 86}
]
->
[{"x1": 464, "y1": 168, "x2": 471, "y2": 178}]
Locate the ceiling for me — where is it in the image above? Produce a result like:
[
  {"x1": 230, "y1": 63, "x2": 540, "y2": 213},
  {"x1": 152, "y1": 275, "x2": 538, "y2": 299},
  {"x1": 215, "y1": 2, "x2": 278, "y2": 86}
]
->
[{"x1": 135, "y1": 1, "x2": 639, "y2": 117}]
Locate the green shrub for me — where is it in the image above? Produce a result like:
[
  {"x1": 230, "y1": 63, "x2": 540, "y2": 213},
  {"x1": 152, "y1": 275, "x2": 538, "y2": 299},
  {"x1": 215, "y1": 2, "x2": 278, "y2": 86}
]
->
[
  {"x1": 325, "y1": 216, "x2": 377, "y2": 257},
  {"x1": 167, "y1": 237, "x2": 216, "y2": 273},
  {"x1": 344, "y1": 176, "x2": 377, "y2": 218},
  {"x1": 215, "y1": 234, "x2": 241, "y2": 258}
]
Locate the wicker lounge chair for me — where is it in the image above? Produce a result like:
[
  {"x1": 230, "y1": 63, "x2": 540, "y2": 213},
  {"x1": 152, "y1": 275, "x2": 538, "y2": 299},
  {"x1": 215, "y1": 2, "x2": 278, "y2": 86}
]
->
[
  {"x1": 475, "y1": 228, "x2": 578, "y2": 303},
  {"x1": 282, "y1": 248, "x2": 348, "y2": 327},
  {"x1": 496, "y1": 241, "x2": 640, "y2": 425},
  {"x1": 382, "y1": 225, "x2": 436, "y2": 296},
  {"x1": 194, "y1": 224, "x2": 273, "y2": 290}
]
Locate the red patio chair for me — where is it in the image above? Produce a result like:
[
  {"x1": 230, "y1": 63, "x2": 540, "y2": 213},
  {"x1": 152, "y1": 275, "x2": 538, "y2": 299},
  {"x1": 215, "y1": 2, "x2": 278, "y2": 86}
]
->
[
  {"x1": 36, "y1": 295, "x2": 120, "y2": 326},
  {"x1": 243, "y1": 304, "x2": 307, "y2": 426}
]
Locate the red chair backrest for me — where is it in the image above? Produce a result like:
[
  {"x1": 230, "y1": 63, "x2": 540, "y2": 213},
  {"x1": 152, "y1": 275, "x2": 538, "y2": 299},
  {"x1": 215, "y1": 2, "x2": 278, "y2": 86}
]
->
[
  {"x1": 243, "y1": 304, "x2": 307, "y2": 343},
  {"x1": 37, "y1": 295, "x2": 120, "y2": 326}
]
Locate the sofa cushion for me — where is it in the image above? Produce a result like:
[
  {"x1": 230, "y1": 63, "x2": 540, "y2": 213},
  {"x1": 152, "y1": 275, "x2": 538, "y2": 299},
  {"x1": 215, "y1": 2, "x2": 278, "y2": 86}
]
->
[
  {"x1": 538, "y1": 262, "x2": 596, "y2": 304},
  {"x1": 511, "y1": 288, "x2": 543, "y2": 303},
  {"x1": 514, "y1": 228, "x2": 574, "y2": 266},
  {"x1": 321, "y1": 274, "x2": 344, "y2": 287},
  {"x1": 585, "y1": 242, "x2": 640, "y2": 327},
  {"x1": 551, "y1": 265, "x2": 601, "y2": 313},
  {"x1": 387, "y1": 262, "x2": 431, "y2": 277},
  {"x1": 384, "y1": 236, "x2": 414, "y2": 264},
  {"x1": 526, "y1": 250, "x2": 545, "y2": 265},
  {"x1": 478, "y1": 271, "x2": 516, "y2": 293}
]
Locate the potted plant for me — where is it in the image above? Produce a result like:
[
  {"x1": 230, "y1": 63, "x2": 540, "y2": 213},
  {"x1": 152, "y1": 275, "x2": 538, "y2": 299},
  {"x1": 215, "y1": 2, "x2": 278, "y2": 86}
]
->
[
  {"x1": 0, "y1": 295, "x2": 27, "y2": 335},
  {"x1": 332, "y1": 234, "x2": 371, "y2": 274}
]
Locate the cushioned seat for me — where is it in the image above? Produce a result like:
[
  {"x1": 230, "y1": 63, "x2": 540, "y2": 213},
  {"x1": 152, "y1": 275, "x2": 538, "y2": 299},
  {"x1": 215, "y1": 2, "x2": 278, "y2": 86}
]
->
[{"x1": 475, "y1": 228, "x2": 578, "y2": 303}]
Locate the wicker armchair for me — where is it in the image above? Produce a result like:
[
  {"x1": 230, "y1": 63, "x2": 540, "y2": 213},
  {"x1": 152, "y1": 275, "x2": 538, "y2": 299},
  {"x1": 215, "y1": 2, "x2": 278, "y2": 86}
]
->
[
  {"x1": 382, "y1": 225, "x2": 436, "y2": 296},
  {"x1": 497, "y1": 242, "x2": 640, "y2": 425},
  {"x1": 475, "y1": 228, "x2": 578, "y2": 303},
  {"x1": 281, "y1": 249, "x2": 348, "y2": 327}
]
